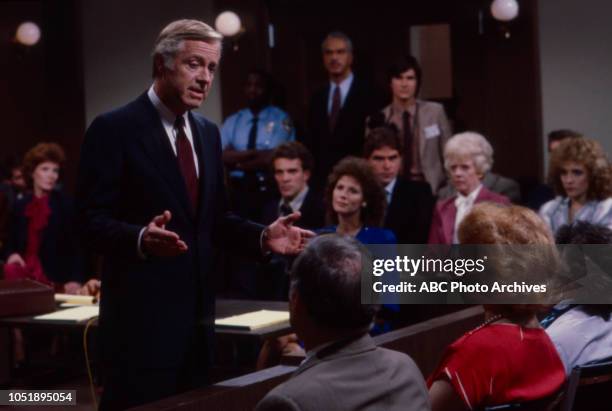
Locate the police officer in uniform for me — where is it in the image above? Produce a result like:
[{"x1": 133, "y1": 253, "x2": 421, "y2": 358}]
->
[{"x1": 221, "y1": 69, "x2": 295, "y2": 220}]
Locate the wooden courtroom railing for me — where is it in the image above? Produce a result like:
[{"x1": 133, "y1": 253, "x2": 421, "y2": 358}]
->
[{"x1": 131, "y1": 305, "x2": 485, "y2": 411}]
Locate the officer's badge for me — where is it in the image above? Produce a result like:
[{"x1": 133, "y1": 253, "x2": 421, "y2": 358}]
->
[{"x1": 282, "y1": 118, "x2": 293, "y2": 133}]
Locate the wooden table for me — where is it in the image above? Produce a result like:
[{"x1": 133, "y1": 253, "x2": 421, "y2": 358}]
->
[{"x1": 0, "y1": 299, "x2": 291, "y2": 386}]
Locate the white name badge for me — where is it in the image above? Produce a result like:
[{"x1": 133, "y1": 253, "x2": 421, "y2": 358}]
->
[{"x1": 424, "y1": 124, "x2": 441, "y2": 139}]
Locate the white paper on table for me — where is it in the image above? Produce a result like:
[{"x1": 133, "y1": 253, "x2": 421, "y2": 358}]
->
[{"x1": 33, "y1": 306, "x2": 99, "y2": 322}]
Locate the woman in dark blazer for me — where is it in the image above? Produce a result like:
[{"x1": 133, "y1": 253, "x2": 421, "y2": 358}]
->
[
  {"x1": 4, "y1": 143, "x2": 86, "y2": 291},
  {"x1": 3, "y1": 142, "x2": 90, "y2": 369}
]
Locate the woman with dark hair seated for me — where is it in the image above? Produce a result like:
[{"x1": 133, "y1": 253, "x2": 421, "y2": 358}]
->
[
  {"x1": 4, "y1": 142, "x2": 87, "y2": 292},
  {"x1": 3, "y1": 143, "x2": 95, "y2": 370},
  {"x1": 319, "y1": 156, "x2": 397, "y2": 334},
  {"x1": 539, "y1": 137, "x2": 612, "y2": 234},
  {"x1": 428, "y1": 203, "x2": 565, "y2": 411},
  {"x1": 320, "y1": 156, "x2": 396, "y2": 244}
]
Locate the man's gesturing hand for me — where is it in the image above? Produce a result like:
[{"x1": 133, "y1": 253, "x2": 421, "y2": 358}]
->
[
  {"x1": 142, "y1": 210, "x2": 188, "y2": 257},
  {"x1": 264, "y1": 211, "x2": 316, "y2": 255}
]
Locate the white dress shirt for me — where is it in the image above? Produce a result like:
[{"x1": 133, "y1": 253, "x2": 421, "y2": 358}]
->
[
  {"x1": 453, "y1": 184, "x2": 483, "y2": 244},
  {"x1": 384, "y1": 178, "x2": 398, "y2": 205},
  {"x1": 279, "y1": 186, "x2": 309, "y2": 215},
  {"x1": 147, "y1": 86, "x2": 199, "y2": 177}
]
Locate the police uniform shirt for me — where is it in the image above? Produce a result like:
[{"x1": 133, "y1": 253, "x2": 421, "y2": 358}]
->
[{"x1": 221, "y1": 105, "x2": 295, "y2": 178}]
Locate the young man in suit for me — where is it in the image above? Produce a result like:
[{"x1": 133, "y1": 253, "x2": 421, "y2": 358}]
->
[
  {"x1": 260, "y1": 142, "x2": 324, "y2": 229},
  {"x1": 366, "y1": 55, "x2": 452, "y2": 195},
  {"x1": 76, "y1": 20, "x2": 312, "y2": 410},
  {"x1": 258, "y1": 142, "x2": 325, "y2": 300},
  {"x1": 255, "y1": 235, "x2": 430, "y2": 411},
  {"x1": 365, "y1": 126, "x2": 434, "y2": 244},
  {"x1": 305, "y1": 32, "x2": 382, "y2": 189}
]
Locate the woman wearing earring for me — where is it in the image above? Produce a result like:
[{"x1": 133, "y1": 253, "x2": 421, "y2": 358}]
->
[
  {"x1": 539, "y1": 137, "x2": 612, "y2": 234},
  {"x1": 428, "y1": 203, "x2": 565, "y2": 411},
  {"x1": 319, "y1": 156, "x2": 396, "y2": 244}
]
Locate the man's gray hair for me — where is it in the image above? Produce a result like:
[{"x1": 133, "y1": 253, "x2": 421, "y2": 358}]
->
[
  {"x1": 444, "y1": 131, "x2": 494, "y2": 175},
  {"x1": 290, "y1": 234, "x2": 378, "y2": 330},
  {"x1": 152, "y1": 19, "x2": 223, "y2": 77},
  {"x1": 321, "y1": 31, "x2": 353, "y2": 53}
]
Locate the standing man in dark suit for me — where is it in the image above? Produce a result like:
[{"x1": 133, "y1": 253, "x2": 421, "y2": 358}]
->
[
  {"x1": 76, "y1": 20, "x2": 312, "y2": 410},
  {"x1": 364, "y1": 127, "x2": 434, "y2": 244},
  {"x1": 260, "y1": 142, "x2": 324, "y2": 229},
  {"x1": 255, "y1": 235, "x2": 430, "y2": 411},
  {"x1": 305, "y1": 32, "x2": 381, "y2": 189}
]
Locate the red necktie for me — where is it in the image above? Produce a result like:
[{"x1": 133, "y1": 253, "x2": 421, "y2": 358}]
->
[
  {"x1": 329, "y1": 85, "x2": 341, "y2": 132},
  {"x1": 174, "y1": 116, "x2": 199, "y2": 212}
]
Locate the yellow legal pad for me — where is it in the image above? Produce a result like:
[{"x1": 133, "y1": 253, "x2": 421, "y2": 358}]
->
[
  {"x1": 215, "y1": 310, "x2": 289, "y2": 330},
  {"x1": 54, "y1": 293, "x2": 96, "y2": 305}
]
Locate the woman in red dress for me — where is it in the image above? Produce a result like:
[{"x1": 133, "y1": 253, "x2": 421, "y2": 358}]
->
[
  {"x1": 3, "y1": 143, "x2": 95, "y2": 367},
  {"x1": 428, "y1": 203, "x2": 566, "y2": 410}
]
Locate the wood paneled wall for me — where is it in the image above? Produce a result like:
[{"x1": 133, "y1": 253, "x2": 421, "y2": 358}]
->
[
  {"x1": 216, "y1": 0, "x2": 543, "y2": 182},
  {"x1": 0, "y1": 0, "x2": 84, "y2": 191}
]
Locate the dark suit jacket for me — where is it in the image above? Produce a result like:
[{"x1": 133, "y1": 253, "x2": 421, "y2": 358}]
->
[
  {"x1": 76, "y1": 93, "x2": 264, "y2": 376},
  {"x1": 305, "y1": 76, "x2": 381, "y2": 188},
  {"x1": 255, "y1": 333, "x2": 430, "y2": 411},
  {"x1": 5, "y1": 190, "x2": 86, "y2": 284},
  {"x1": 260, "y1": 188, "x2": 324, "y2": 230},
  {"x1": 384, "y1": 178, "x2": 434, "y2": 244},
  {"x1": 428, "y1": 186, "x2": 510, "y2": 244}
]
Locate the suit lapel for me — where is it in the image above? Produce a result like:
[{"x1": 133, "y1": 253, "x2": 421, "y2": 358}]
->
[
  {"x1": 443, "y1": 200, "x2": 457, "y2": 244},
  {"x1": 189, "y1": 113, "x2": 210, "y2": 222},
  {"x1": 335, "y1": 78, "x2": 357, "y2": 130},
  {"x1": 416, "y1": 100, "x2": 427, "y2": 158},
  {"x1": 134, "y1": 94, "x2": 193, "y2": 220},
  {"x1": 320, "y1": 85, "x2": 331, "y2": 125}
]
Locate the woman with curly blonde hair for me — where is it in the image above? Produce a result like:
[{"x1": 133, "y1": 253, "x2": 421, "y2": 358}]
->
[
  {"x1": 320, "y1": 156, "x2": 395, "y2": 244},
  {"x1": 539, "y1": 137, "x2": 612, "y2": 234}
]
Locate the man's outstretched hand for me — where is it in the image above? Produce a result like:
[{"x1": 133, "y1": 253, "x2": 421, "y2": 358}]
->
[
  {"x1": 142, "y1": 210, "x2": 188, "y2": 257},
  {"x1": 264, "y1": 211, "x2": 316, "y2": 255}
]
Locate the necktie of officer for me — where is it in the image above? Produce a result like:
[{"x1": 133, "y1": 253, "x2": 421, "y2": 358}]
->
[
  {"x1": 174, "y1": 116, "x2": 199, "y2": 212},
  {"x1": 247, "y1": 116, "x2": 259, "y2": 150}
]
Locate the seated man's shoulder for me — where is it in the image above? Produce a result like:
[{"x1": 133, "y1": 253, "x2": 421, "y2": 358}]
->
[
  {"x1": 377, "y1": 346, "x2": 422, "y2": 372},
  {"x1": 257, "y1": 373, "x2": 332, "y2": 411}
]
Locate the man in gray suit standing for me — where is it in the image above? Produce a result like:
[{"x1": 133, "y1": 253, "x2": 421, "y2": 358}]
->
[{"x1": 255, "y1": 235, "x2": 430, "y2": 411}]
